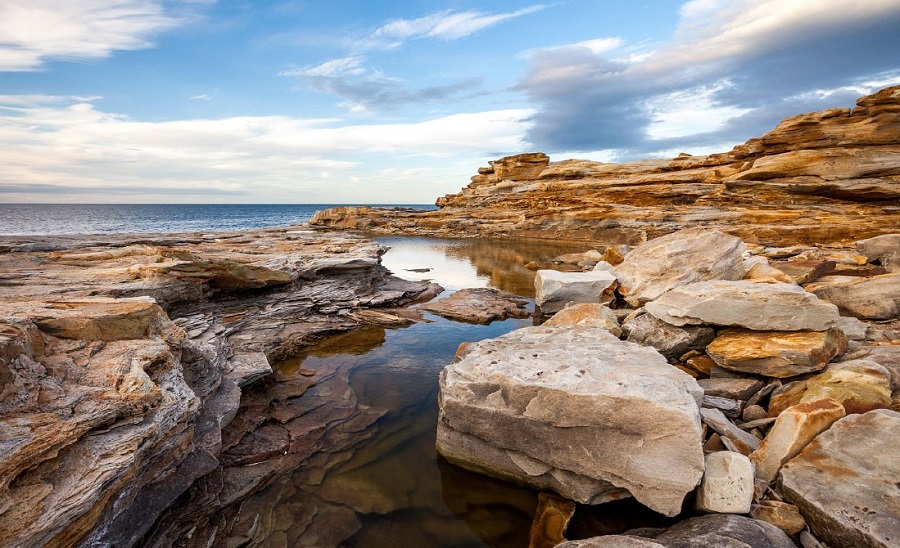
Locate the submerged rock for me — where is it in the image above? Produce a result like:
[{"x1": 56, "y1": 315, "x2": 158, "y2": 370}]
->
[
  {"x1": 419, "y1": 287, "x2": 527, "y2": 324},
  {"x1": 436, "y1": 326, "x2": 704, "y2": 516}
]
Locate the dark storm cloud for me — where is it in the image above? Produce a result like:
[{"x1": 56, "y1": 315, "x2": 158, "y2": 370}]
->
[{"x1": 517, "y1": 0, "x2": 900, "y2": 157}]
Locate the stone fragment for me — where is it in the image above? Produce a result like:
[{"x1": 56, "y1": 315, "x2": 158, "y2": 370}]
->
[
  {"x1": 543, "y1": 303, "x2": 622, "y2": 337},
  {"x1": 228, "y1": 352, "x2": 272, "y2": 388},
  {"x1": 695, "y1": 452, "x2": 754, "y2": 514},
  {"x1": 591, "y1": 260, "x2": 617, "y2": 274},
  {"x1": 527, "y1": 492, "x2": 576, "y2": 548},
  {"x1": 436, "y1": 326, "x2": 704, "y2": 516},
  {"x1": 698, "y1": 378, "x2": 763, "y2": 401},
  {"x1": 779, "y1": 410, "x2": 900, "y2": 548},
  {"x1": 770, "y1": 260, "x2": 835, "y2": 284},
  {"x1": 534, "y1": 270, "x2": 618, "y2": 314},
  {"x1": 767, "y1": 359, "x2": 893, "y2": 416},
  {"x1": 419, "y1": 287, "x2": 528, "y2": 324},
  {"x1": 622, "y1": 312, "x2": 715, "y2": 360},
  {"x1": 703, "y1": 433, "x2": 727, "y2": 453},
  {"x1": 706, "y1": 328, "x2": 847, "y2": 378},
  {"x1": 856, "y1": 233, "x2": 900, "y2": 272},
  {"x1": 702, "y1": 396, "x2": 742, "y2": 419},
  {"x1": 750, "y1": 501, "x2": 806, "y2": 535},
  {"x1": 834, "y1": 315, "x2": 868, "y2": 340},
  {"x1": 799, "y1": 531, "x2": 825, "y2": 548},
  {"x1": 741, "y1": 405, "x2": 768, "y2": 422},
  {"x1": 653, "y1": 514, "x2": 797, "y2": 548},
  {"x1": 615, "y1": 228, "x2": 747, "y2": 307},
  {"x1": 645, "y1": 280, "x2": 841, "y2": 331},
  {"x1": 843, "y1": 345, "x2": 900, "y2": 390},
  {"x1": 743, "y1": 257, "x2": 793, "y2": 284},
  {"x1": 700, "y1": 408, "x2": 761, "y2": 455},
  {"x1": 750, "y1": 399, "x2": 846, "y2": 483},
  {"x1": 685, "y1": 355, "x2": 716, "y2": 377},
  {"x1": 810, "y1": 272, "x2": 900, "y2": 320},
  {"x1": 601, "y1": 244, "x2": 630, "y2": 266}
]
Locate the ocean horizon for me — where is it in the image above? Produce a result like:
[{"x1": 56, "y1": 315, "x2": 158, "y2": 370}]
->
[{"x1": 0, "y1": 203, "x2": 436, "y2": 236}]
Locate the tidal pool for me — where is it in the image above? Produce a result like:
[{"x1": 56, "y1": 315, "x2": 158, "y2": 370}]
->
[{"x1": 238, "y1": 237, "x2": 669, "y2": 547}]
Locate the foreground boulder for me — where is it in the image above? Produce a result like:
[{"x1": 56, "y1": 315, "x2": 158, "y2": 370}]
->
[
  {"x1": 645, "y1": 280, "x2": 841, "y2": 331},
  {"x1": 436, "y1": 326, "x2": 704, "y2": 516},
  {"x1": 615, "y1": 228, "x2": 747, "y2": 307},
  {"x1": 534, "y1": 270, "x2": 617, "y2": 314},
  {"x1": 779, "y1": 409, "x2": 900, "y2": 548}
]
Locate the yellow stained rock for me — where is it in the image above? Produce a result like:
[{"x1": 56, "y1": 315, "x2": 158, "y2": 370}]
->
[{"x1": 706, "y1": 328, "x2": 847, "y2": 378}]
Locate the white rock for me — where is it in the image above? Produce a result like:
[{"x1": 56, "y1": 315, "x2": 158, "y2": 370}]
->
[
  {"x1": 534, "y1": 269, "x2": 617, "y2": 314},
  {"x1": 696, "y1": 451, "x2": 755, "y2": 514},
  {"x1": 645, "y1": 280, "x2": 841, "y2": 331},
  {"x1": 436, "y1": 326, "x2": 704, "y2": 516}
]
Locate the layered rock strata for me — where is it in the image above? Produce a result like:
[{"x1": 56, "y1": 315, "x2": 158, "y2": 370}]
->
[
  {"x1": 311, "y1": 86, "x2": 900, "y2": 247},
  {"x1": 0, "y1": 228, "x2": 437, "y2": 547}
]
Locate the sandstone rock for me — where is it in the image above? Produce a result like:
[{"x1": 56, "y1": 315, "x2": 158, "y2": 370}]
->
[
  {"x1": 553, "y1": 249, "x2": 604, "y2": 269},
  {"x1": 601, "y1": 244, "x2": 630, "y2": 266},
  {"x1": 419, "y1": 287, "x2": 528, "y2": 324},
  {"x1": 770, "y1": 260, "x2": 835, "y2": 284},
  {"x1": 841, "y1": 345, "x2": 900, "y2": 390},
  {"x1": 750, "y1": 398, "x2": 846, "y2": 483},
  {"x1": 645, "y1": 280, "x2": 841, "y2": 331},
  {"x1": 534, "y1": 270, "x2": 618, "y2": 314},
  {"x1": 653, "y1": 514, "x2": 797, "y2": 548},
  {"x1": 436, "y1": 326, "x2": 704, "y2": 516},
  {"x1": 743, "y1": 257, "x2": 793, "y2": 283},
  {"x1": 700, "y1": 408, "x2": 761, "y2": 456},
  {"x1": 622, "y1": 312, "x2": 715, "y2": 360},
  {"x1": 543, "y1": 303, "x2": 622, "y2": 337},
  {"x1": 706, "y1": 328, "x2": 847, "y2": 378},
  {"x1": 750, "y1": 501, "x2": 806, "y2": 535},
  {"x1": 856, "y1": 233, "x2": 900, "y2": 272},
  {"x1": 556, "y1": 537, "x2": 665, "y2": 548},
  {"x1": 767, "y1": 359, "x2": 893, "y2": 416},
  {"x1": 592, "y1": 260, "x2": 618, "y2": 274},
  {"x1": 528, "y1": 492, "x2": 576, "y2": 548},
  {"x1": 809, "y1": 272, "x2": 900, "y2": 320},
  {"x1": 695, "y1": 451, "x2": 754, "y2": 514},
  {"x1": 834, "y1": 315, "x2": 868, "y2": 340},
  {"x1": 698, "y1": 378, "x2": 763, "y2": 401},
  {"x1": 741, "y1": 405, "x2": 768, "y2": 423},
  {"x1": 702, "y1": 396, "x2": 743, "y2": 420},
  {"x1": 779, "y1": 409, "x2": 900, "y2": 548},
  {"x1": 615, "y1": 228, "x2": 747, "y2": 307},
  {"x1": 26, "y1": 296, "x2": 170, "y2": 341}
]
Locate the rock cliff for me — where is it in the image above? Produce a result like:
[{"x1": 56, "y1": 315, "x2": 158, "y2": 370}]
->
[{"x1": 310, "y1": 86, "x2": 900, "y2": 247}]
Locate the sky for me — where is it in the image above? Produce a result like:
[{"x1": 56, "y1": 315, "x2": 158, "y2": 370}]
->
[{"x1": 1, "y1": 0, "x2": 899, "y2": 204}]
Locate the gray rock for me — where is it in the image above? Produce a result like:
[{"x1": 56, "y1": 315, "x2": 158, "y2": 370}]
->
[
  {"x1": 615, "y1": 228, "x2": 747, "y2": 307},
  {"x1": 645, "y1": 280, "x2": 841, "y2": 331},
  {"x1": 779, "y1": 409, "x2": 900, "y2": 548},
  {"x1": 436, "y1": 326, "x2": 704, "y2": 516},
  {"x1": 534, "y1": 269, "x2": 618, "y2": 314},
  {"x1": 654, "y1": 514, "x2": 797, "y2": 548},
  {"x1": 702, "y1": 395, "x2": 743, "y2": 420},
  {"x1": 698, "y1": 378, "x2": 763, "y2": 401},
  {"x1": 810, "y1": 272, "x2": 900, "y2": 320},
  {"x1": 557, "y1": 537, "x2": 666, "y2": 547},
  {"x1": 856, "y1": 233, "x2": 900, "y2": 272},
  {"x1": 835, "y1": 315, "x2": 868, "y2": 340},
  {"x1": 695, "y1": 452, "x2": 754, "y2": 514},
  {"x1": 622, "y1": 312, "x2": 715, "y2": 359},
  {"x1": 700, "y1": 407, "x2": 761, "y2": 455}
]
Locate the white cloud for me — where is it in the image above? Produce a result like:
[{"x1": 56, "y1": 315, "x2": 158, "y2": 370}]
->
[
  {"x1": 281, "y1": 55, "x2": 368, "y2": 78},
  {"x1": 374, "y1": 5, "x2": 546, "y2": 42},
  {"x1": 0, "y1": 95, "x2": 531, "y2": 202},
  {"x1": 190, "y1": 94, "x2": 211, "y2": 101},
  {"x1": 0, "y1": 0, "x2": 188, "y2": 71}
]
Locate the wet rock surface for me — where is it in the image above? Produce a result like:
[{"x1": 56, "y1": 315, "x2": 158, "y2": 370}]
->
[{"x1": 419, "y1": 287, "x2": 528, "y2": 324}]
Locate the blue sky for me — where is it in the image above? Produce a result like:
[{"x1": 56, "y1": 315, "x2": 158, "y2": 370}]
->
[{"x1": 2, "y1": 0, "x2": 899, "y2": 204}]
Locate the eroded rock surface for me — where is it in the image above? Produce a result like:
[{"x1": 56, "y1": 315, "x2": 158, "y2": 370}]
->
[{"x1": 419, "y1": 287, "x2": 527, "y2": 324}]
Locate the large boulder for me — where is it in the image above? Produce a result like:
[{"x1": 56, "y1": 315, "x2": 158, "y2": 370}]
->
[
  {"x1": 436, "y1": 326, "x2": 704, "y2": 516},
  {"x1": 705, "y1": 328, "x2": 847, "y2": 378},
  {"x1": 809, "y1": 272, "x2": 900, "y2": 320},
  {"x1": 534, "y1": 270, "x2": 618, "y2": 314},
  {"x1": 615, "y1": 228, "x2": 747, "y2": 307},
  {"x1": 779, "y1": 409, "x2": 900, "y2": 548},
  {"x1": 645, "y1": 280, "x2": 841, "y2": 331}
]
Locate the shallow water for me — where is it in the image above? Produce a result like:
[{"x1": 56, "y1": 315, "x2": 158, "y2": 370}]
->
[{"x1": 241, "y1": 237, "x2": 669, "y2": 547}]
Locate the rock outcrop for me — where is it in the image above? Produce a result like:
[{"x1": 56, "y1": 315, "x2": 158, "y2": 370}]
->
[{"x1": 310, "y1": 86, "x2": 900, "y2": 248}]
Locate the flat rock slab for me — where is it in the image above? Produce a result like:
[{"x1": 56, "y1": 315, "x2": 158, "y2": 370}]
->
[
  {"x1": 706, "y1": 328, "x2": 847, "y2": 378},
  {"x1": 437, "y1": 326, "x2": 704, "y2": 516},
  {"x1": 645, "y1": 280, "x2": 841, "y2": 331},
  {"x1": 779, "y1": 409, "x2": 900, "y2": 548},
  {"x1": 697, "y1": 378, "x2": 763, "y2": 401},
  {"x1": 810, "y1": 272, "x2": 900, "y2": 320},
  {"x1": 615, "y1": 228, "x2": 747, "y2": 307},
  {"x1": 534, "y1": 270, "x2": 617, "y2": 314},
  {"x1": 419, "y1": 287, "x2": 528, "y2": 324}
]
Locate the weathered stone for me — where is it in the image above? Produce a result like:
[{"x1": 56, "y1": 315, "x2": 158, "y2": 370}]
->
[
  {"x1": 695, "y1": 452, "x2": 754, "y2": 514},
  {"x1": 553, "y1": 249, "x2": 604, "y2": 269},
  {"x1": 750, "y1": 399, "x2": 846, "y2": 483},
  {"x1": 615, "y1": 228, "x2": 747, "y2": 307},
  {"x1": 702, "y1": 396, "x2": 743, "y2": 420},
  {"x1": 622, "y1": 312, "x2": 715, "y2": 360},
  {"x1": 698, "y1": 378, "x2": 763, "y2": 401},
  {"x1": 767, "y1": 359, "x2": 893, "y2": 416},
  {"x1": 601, "y1": 244, "x2": 630, "y2": 266},
  {"x1": 534, "y1": 270, "x2": 618, "y2": 314},
  {"x1": 743, "y1": 257, "x2": 794, "y2": 284},
  {"x1": 646, "y1": 280, "x2": 841, "y2": 331},
  {"x1": 543, "y1": 303, "x2": 622, "y2": 337},
  {"x1": 706, "y1": 328, "x2": 847, "y2": 378},
  {"x1": 741, "y1": 405, "x2": 768, "y2": 423},
  {"x1": 437, "y1": 326, "x2": 704, "y2": 516},
  {"x1": 841, "y1": 345, "x2": 900, "y2": 390},
  {"x1": 528, "y1": 492, "x2": 576, "y2": 548},
  {"x1": 810, "y1": 272, "x2": 900, "y2": 320},
  {"x1": 856, "y1": 233, "x2": 900, "y2": 272},
  {"x1": 419, "y1": 287, "x2": 528, "y2": 324},
  {"x1": 834, "y1": 315, "x2": 868, "y2": 340},
  {"x1": 700, "y1": 408, "x2": 761, "y2": 456},
  {"x1": 770, "y1": 260, "x2": 835, "y2": 284},
  {"x1": 556, "y1": 536, "x2": 665, "y2": 548},
  {"x1": 750, "y1": 501, "x2": 806, "y2": 535},
  {"x1": 779, "y1": 409, "x2": 900, "y2": 548},
  {"x1": 653, "y1": 514, "x2": 797, "y2": 548},
  {"x1": 685, "y1": 355, "x2": 716, "y2": 377}
]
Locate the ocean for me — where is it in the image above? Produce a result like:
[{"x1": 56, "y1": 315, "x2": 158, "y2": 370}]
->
[{"x1": 0, "y1": 204, "x2": 436, "y2": 236}]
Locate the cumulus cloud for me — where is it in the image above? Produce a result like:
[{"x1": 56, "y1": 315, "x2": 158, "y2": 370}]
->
[
  {"x1": 0, "y1": 0, "x2": 188, "y2": 71},
  {"x1": 518, "y1": 0, "x2": 900, "y2": 157},
  {"x1": 0, "y1": 95, "x2": 530, "y2": 202}
]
